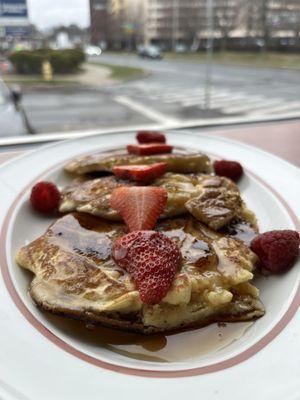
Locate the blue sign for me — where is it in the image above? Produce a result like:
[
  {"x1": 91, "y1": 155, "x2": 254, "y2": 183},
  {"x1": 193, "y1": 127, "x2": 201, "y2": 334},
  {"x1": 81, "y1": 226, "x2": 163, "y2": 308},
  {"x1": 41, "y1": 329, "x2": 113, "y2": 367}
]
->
[
  {"x1": 5, "y1": 25, "x2": 31, "y2": 36},
  {"x1": 0, "y1": 0, "x2": 28, "y2": 18}
]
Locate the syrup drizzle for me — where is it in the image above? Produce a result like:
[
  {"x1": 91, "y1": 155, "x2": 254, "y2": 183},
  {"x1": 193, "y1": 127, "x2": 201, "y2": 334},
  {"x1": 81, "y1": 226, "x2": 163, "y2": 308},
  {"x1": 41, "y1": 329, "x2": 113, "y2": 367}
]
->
[{"x1": 44, "y1": 313, "x2": 253, "y2": 363}]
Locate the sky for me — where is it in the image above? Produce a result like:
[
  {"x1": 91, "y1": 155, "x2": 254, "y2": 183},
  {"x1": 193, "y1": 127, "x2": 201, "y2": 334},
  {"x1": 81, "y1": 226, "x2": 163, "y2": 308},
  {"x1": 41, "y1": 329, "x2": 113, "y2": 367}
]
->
[{"x1": 27, "y1": 0, "x2": 90, "y2": 30}]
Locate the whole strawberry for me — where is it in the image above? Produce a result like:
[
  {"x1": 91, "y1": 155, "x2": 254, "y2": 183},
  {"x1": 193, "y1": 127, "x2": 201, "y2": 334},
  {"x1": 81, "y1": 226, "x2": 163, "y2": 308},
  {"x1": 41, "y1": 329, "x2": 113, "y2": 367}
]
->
[
  {"x1": 214, "y1": 160, "x2": 243, "y2": 181},
  {"x1": 251, "y1": 230, "x2": 299, "y2": 274},
  {"x1": 30, "y1": 181, "x2": 61, "y2": 214},
  {"x1": 113, "y1": 231, "x2": 181, "y2": 305}
]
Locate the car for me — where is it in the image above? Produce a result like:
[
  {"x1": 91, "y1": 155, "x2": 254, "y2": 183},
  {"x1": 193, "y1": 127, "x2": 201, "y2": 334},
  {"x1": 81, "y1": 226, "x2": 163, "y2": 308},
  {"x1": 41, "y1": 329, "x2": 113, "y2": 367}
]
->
[
  {"x1": 0, "y1": 80, "x2": 34, "y2": 137},
  {"x1": 174, "y1": 44, "x2": 189, "y2": 53},
  {"x1": 137, "y1": 45, "x2": 163, "y2": 60},
  {"x1": 84, "y1": 45, "x2": 102, "y2": 56}
]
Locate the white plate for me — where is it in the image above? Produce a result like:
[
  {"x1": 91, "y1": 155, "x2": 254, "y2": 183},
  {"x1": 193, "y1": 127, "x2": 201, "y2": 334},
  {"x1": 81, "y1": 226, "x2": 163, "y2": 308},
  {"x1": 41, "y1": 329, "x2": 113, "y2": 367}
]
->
[{"x1": 0, "y1": 131, "x2": 299, "y2": 400}]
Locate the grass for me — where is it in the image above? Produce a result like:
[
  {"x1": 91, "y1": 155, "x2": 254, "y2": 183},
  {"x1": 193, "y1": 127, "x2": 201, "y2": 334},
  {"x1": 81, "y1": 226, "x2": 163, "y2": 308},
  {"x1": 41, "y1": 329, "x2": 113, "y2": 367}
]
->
[
  {"x1": 3, "y1": 75, "x2": 78, "y2": 86},
  {"x1": 3, "y1": 62, "x2": 145, "y2": 87},
  {"x1": 88, "y1": 61, "x2": 146, "y2": 80},
  {"x1": 164, "y1": 51, "x2": 300, "y2": 70}
]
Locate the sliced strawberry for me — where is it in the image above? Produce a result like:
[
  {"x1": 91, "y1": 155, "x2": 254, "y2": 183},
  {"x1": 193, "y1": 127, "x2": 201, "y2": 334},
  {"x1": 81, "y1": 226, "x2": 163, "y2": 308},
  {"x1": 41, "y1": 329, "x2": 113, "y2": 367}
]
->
[
  {"x1": 136, "y1": 131, "x2": 166, "y2": 144},
  {"x1": 112, "y1": 163, "x2": 167, "y2": 183},
  {"x1": 127, "y1": 143, "x2": 173, "y2": 156},
  {"x1": 112, "y1": 231, "x2": 181, "y2": 304},
  {"x1": 110, "y1": 186, "x2": 168, "y2": 231}
]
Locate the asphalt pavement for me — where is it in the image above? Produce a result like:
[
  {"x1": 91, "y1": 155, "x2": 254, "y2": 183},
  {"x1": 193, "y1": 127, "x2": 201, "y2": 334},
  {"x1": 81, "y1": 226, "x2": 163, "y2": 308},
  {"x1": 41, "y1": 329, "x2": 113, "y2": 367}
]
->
[{"x1": 21, "y1": 53, "x2": 300, "y2": 134}]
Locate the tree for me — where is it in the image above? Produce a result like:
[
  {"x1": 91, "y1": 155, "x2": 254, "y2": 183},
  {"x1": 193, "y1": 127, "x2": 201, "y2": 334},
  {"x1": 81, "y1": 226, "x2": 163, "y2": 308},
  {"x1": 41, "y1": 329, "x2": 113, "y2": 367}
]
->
[{"x1": 214, "y1": 0, "x2": 243, "y2": 50}]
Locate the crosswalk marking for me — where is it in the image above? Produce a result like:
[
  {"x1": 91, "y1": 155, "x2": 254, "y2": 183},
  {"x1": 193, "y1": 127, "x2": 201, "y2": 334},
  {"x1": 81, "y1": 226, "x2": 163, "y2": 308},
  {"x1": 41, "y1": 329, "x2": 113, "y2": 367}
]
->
[
  {"x1": 250, "y1": 101, "x2": 300, "y2": 115},
  {"x1": 222, "y1": 97, "x2": 280, "y2": 114},
  {"x1": 110, "y1": 81, "x2": 300, "y2": 119}
]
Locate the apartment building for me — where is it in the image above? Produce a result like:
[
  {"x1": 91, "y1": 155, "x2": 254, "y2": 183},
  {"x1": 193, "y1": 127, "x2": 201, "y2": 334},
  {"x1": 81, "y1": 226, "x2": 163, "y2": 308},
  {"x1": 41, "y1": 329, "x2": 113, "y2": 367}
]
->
[
  {"x1": 145, "y1": 0, "x2": 245, "y2": 48},
  {"x1": 90, "y1": 0, "x2": 300, "y2": 49}
]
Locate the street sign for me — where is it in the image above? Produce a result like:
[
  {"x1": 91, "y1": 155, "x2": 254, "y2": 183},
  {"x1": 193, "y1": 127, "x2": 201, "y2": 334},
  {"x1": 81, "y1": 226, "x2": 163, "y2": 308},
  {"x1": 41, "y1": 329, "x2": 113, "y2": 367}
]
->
[
  {"x1": 0, "y1": 0, "x2": 28, "y2": 18},
  {"x1": 5, "y1": 25, "x2": 30, "y2": 36}
]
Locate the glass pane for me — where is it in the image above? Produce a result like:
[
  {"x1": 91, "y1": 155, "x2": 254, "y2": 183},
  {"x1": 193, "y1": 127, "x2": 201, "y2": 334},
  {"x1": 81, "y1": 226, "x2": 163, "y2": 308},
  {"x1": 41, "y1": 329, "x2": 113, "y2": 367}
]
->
[{"x1": 0, "y1": 0, "x2": 299, "y2": 142}]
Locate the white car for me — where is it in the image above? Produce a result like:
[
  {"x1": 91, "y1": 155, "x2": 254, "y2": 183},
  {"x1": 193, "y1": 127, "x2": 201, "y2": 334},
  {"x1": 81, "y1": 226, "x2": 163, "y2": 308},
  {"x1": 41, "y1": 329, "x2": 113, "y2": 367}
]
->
[{"x1": 85, "y1": 45, "x2": 102, "y2": 56}]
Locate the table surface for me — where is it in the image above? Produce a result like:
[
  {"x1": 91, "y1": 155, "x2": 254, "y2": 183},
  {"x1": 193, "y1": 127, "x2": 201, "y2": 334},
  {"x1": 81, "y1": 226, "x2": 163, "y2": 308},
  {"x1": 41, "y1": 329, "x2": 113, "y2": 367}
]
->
[{"x1": 0, "y1": 120, "x2": 299, "y2": 167}]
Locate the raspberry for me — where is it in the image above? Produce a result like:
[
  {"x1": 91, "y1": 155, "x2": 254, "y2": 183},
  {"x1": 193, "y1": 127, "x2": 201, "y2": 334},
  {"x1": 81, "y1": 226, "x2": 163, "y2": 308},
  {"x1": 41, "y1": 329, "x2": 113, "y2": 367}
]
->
[
  {"x1": 251, "y1": 230, "x2": 299, "y2": 274},
  {"x1": 213, "y1": 160, "x2": 243, "y2": 181},
  {"x1": 30, "y1": 181, "x2": 61, "y2": 214},
  {"x1": 112, "y1": 231, "x2": 181, "y2": 304}
]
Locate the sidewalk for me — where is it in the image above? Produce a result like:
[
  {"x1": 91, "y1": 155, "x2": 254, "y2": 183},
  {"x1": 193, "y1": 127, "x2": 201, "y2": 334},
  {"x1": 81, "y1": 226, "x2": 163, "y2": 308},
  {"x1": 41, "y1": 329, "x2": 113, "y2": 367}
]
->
[{"x1": 70, "y1": 63, "x2": 116, "y2": 86}]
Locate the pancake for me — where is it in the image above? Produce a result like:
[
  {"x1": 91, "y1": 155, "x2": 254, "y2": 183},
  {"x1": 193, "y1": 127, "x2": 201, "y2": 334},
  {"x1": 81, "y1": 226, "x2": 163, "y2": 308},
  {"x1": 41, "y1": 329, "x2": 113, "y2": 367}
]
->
[
  {"x1": 64, "y1": 151, "x2": 212, "y2": 175},
  {"x1": 16, "y1": 213, "x2": 264, "y2": 334},
  {"x1": 60, "y1": 173, "x2": 257, "y2": 233}
]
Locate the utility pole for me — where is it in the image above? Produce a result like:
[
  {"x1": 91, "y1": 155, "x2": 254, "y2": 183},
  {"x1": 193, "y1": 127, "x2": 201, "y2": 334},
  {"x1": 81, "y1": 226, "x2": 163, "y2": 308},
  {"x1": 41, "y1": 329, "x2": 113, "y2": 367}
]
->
[
  {"x1": 204, "y1": 0, "x2": 214, "y2": 110},
  {"x1": 172, "y1": 0, "x2": 179, "y2": 51}
]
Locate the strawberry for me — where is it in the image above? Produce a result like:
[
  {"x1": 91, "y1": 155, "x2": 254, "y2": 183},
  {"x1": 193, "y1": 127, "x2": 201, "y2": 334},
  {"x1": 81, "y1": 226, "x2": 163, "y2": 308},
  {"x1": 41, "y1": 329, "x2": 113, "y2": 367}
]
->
[
  {"x1": 127, "y1": 143, "x2": 173, "y2": 156},
  {"x1": 112, "y1": 231, "x2": 181, "y2": 304},
  {"x1": 110, "y1": 186, "x2": 168, "y2": 231},
  {"x1": 251, "y1": 230, "x2": 299, "y2": 274},
  {"x1": 112, "y1": 163, "x2": 167, "y2": 183},
  {"x1": 30, "y1": 181, "x2": 61, "y2": 214},
  {"x1": 213, "y1": 160, "x2": 243, "y2": 181},
  {"x1": 136, "y1": 131, "x2": 166, "y2": 144}
]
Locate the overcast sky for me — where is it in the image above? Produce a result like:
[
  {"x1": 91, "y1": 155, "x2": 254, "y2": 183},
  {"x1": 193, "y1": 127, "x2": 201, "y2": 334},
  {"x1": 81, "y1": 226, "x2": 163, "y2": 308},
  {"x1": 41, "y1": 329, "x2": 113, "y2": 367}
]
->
[{"x1": 27, "y1": 0, "x2": 90, "y2": 30}]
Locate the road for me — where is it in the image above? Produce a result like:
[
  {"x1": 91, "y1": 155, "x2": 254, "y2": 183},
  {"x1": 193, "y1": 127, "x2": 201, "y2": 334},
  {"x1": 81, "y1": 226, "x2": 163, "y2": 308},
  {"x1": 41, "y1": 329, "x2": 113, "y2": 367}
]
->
[{"x1": 22, "y1": 53, "x2": 300, "y2": 134}]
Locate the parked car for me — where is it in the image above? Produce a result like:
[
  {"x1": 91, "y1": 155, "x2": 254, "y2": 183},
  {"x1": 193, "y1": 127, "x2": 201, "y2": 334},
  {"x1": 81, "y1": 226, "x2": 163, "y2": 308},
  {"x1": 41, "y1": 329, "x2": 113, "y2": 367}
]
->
[
  {"x1": 137, "y1": 45, "x2": 163, "y2": 60},
  {"x1": 84, "y1": 45, "x2": 102, "y2": 56},
  {"x1": 174, "y1": 44, "x2": 189, "y2": 53},
  {"x1": 0, "y1": 80, "x2": 34, "y2": 137}
]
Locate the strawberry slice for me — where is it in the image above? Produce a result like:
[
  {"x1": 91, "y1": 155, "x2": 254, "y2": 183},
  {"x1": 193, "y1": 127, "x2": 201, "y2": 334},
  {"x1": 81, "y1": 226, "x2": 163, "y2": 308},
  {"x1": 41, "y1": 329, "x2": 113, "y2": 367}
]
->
[
  {"x1": 112, "y1": 163, "x2": 167, "y2": 183},
  {"x1": 127, "y1": 143, "x2": 173, "y2": 156},
  {"x1": 110, "y1": 186, "x2": 168, "y2": 231},
  {"x1": 112, "y1": 231, "x2": 181, "y2": 304},
  {"x1": 136, "y1": 131, "x2": 166, "y2": 144}
]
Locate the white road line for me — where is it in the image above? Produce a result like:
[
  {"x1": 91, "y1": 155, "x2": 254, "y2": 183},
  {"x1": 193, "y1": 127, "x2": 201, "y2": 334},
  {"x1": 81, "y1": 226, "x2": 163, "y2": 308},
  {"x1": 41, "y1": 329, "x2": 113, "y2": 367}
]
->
[
  {"x1": 249, "y1": 100, "x2": 300, "y2": 115},
  {"x1": 217, "y1": 96, "x2": 266, "y2": 112},
  {"x1": 166, "y1": 94, "x2": 204, "y2": 104},
  {"x1": 163, "y1": 90, "x2": 248, "y2": 105},
  {"x1": 206, "y1": 95, "x2": 255, "y2": 108},
  {"x1": 115, "y1": 95, "x2": 178, "y2": 124},
  {"x1": 224, "y1": 98, "x2": 284, "y2": 114}
]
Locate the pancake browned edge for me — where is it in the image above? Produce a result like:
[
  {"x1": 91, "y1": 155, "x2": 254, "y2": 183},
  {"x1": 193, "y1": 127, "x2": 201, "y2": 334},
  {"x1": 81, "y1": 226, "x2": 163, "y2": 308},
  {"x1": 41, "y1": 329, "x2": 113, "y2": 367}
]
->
[
  {"x1": 16, "y1": 213, "x2": 265, "y2": 334},
  {"x1": 64, "y1": 151, "x2": 212, "y2": 175}
]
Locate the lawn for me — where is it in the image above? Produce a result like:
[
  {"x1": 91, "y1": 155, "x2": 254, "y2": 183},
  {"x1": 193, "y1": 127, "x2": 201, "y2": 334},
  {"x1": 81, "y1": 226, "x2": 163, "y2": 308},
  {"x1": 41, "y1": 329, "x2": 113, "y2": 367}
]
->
[
  {"x1": 164, "y1": 51, "x2": 300, "y2": 70},
  {"x1": 3, "y1": 74, "x2": 78, "y2": 86}
]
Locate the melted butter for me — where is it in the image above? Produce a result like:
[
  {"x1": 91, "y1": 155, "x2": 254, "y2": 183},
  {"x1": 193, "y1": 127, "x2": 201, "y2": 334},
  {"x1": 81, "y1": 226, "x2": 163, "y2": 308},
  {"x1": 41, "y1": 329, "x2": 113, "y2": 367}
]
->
[
  {"x1": 44, "y1": 313, "x2": 253, "y2": 363},
  {"x1": 220, "y1": 218, "x2": 257, "y2": 245}
]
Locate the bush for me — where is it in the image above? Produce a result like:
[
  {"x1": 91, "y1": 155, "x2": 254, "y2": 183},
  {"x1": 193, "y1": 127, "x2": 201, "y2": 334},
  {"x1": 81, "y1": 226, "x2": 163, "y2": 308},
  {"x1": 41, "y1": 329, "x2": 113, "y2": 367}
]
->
[{"x1": 9, "y1": 49, "x2": 85, "y2": 75}]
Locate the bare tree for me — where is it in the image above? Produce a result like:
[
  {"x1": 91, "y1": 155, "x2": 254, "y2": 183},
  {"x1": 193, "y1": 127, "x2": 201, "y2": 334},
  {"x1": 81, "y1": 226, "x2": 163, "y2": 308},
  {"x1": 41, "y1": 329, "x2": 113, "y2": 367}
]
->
[{"x1": 213, "y1": 0, "x2": 243, "y2": 50}]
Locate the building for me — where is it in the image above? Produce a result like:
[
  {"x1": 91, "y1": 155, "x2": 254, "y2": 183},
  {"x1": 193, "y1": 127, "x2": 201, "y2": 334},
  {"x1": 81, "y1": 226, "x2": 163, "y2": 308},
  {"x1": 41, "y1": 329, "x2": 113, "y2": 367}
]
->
[
  {"x1": 103, "y1": 0, "x2": 300, "y2": 50},
  {"x1": 90, "y1": 0, "x2": 109, "y2": 47},
  {"x1": 108, "y1": 0, "x2": 145, "y2": 49},
  {"x1": 145, "y1": 0, "x2": 254, "y2": 50}
]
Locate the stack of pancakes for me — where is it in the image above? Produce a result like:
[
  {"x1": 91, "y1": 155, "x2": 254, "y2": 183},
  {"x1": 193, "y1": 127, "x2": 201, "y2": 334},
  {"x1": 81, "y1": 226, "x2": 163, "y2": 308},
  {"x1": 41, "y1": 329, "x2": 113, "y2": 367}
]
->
[{"x1": 16, "y1": 151, "x2": 265, "y2": 333}]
